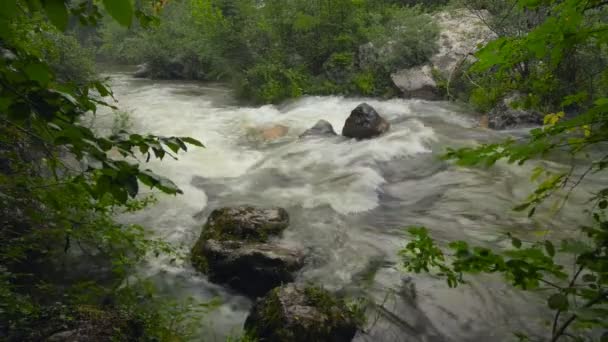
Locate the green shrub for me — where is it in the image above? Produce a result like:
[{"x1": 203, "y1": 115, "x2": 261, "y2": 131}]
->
[{"x1": 239, "y1": 63, "x2": 308, "y2": 104}]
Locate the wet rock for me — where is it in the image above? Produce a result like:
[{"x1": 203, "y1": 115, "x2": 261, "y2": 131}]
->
[
  {"x1": 245, "y1": 284, "x2": 359, "y2": 342},
  {"x1": 488, "y1": 93, "x2": 543, "y2": 130},
  {"x1": 300, "y1": 120, "x2": 337, "y2": 138},
  {"x1": 342, "y1": 103, "x2": 390, "y2": 139},
  {"x1": 197, "y1": 240, "x2": 304, "y2": 297},
  {"x1": 133, "y1": 63, "x2": 150, "y2": 78},
  {"x1": 191, "y1": 206, "x2": 303, "y2": 297},
  {"x1": 260, "y1": 124, "x2": 289, "y2": 141},
  {"x1": 198, "y1": 206, "x2": 290, "y2": 242}
]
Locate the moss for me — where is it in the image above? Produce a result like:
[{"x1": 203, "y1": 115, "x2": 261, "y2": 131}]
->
[
  {"x1": 190, "y1": 238, "x2": 210, "y2": 273},
  {"x1": 199, "y1": 207, "x2": 288, "y2": 243}
]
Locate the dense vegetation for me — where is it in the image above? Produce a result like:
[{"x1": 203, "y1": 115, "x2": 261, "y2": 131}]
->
[
  {"x1": 1, "y1": 0, "x2": 607, "y2": 341},
  {"x1": 96, "y1": 0, "x2": 440, "y2": 103},
  {"x1": 0, "y1": 1, "x2": 212, "y2": 340}
]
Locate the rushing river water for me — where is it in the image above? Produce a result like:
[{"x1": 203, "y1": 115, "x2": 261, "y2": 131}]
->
[{"x1": 97, "y1": 70, "x2": 599, "y2": 341}]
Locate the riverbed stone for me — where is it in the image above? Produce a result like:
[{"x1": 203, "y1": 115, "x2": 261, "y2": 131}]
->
[
  {"x1": 300, "y1": 120, "x2": 337, "y2": 138},
  {"x1": 244, "y1": 284, "x2": 359, "y2": 342},
  {"x1": 198, "y1": 240, "x2": 304, "y2": 297},
  {"x1": 342, "y1": 103, "x2": 390, "y2": 139}
]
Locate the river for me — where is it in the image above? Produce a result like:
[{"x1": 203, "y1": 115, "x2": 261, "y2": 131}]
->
[{"x1": 96, "y1": 70, "x2": 598, "y2": 341}]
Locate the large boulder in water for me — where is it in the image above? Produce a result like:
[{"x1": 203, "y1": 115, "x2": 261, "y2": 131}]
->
[
  {"x1": 245, "y1": 284, "x2": 360, "y2": 342},
  {"x1": 197, "y1": 240, "x2": 304, "y2": 297},
  {"x1": 342, "y1": 103, "x2": 390, "y2": 139},
  {"x1": 300, "y1": 120, "x2": 337, "y2": 138},
  {"x1": 488, "y1": 93, "x2": 543, "y2": 130},
  {"x1": 191, "y1": 206, "x2": 303, "y2": 297}
]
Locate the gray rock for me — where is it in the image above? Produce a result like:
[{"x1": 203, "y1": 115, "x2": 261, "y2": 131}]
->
[
  {"x1": 199, "y1": 240, "x2": 304, "y2": 297},
  {"x1": 133, "y1": 63, "x2": 150, "y2": 78},
  {"x1": 390, "y1": 65, "x2": 439, "y2": 100},
  {"x1": 391, "y1": 10, "x2": 496, "y2": 99},
  {"x1": 245, "y1": 284, "x2": 359, "y2": 342},
  {"x1": 342, "y1": 103, "x2": 390, "y2": 139},
  {"x1": 300, "y1": 120, "x2": 337, "y2": 138},
  {"x1": 488, "y1": 93, "x2": 543, "y2": 130}
]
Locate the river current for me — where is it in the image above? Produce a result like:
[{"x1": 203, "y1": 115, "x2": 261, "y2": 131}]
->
[{"x1": 96, "y1": 70, "x2": 598, "y2": 341}]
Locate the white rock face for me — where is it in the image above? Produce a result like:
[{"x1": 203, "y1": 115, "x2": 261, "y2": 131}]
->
[{"x1": 391, "y1": 9, "x2": 496, "y2": 99}]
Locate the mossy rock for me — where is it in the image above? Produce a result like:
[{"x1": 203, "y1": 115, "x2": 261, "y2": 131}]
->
[
  {"x1": 199, "y1": 206, "x2": 290, "y2": 242},
  {"x1": 191, "y1": 206, "x2": 302, "y2": 297},
  {"x1": 197, "y1": 239, "x2": 304, "y2": 297},
  {"x1": 244, "y1": 284, "x2": 359, "y2": 342},
  {"x1": 191, "y1": 206, "x2": 290, "y2": 272}
]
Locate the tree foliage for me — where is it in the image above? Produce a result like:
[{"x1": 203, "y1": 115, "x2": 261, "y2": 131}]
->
[
  {"x1": 0, "y1": 0, "x2": 208, "y2": 339},
  {"x1": 401, "y1": 0, "x2": 608, "y2": 340}
]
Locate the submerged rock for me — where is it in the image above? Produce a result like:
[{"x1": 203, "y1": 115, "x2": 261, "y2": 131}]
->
[
  {"x1": 300, "y1": 120, "x2": 337, "y2": 138},
  {"x1": 245, "y1": 284, "x2": 359, "y2": 342},
  {"x1": 260, "y1": 124, "x2": 290, "y2": 141},
  {"x1": 342, "y1": 103, "x2": 390, "y2": 139},
  {"x1": 191, "y1": 206, "x2": 303, "y2": 297},
  {"x1": 197, "y1": 240, "x2": 304, "y2": 297},
  {"x1": 488, "y1": 93, "x2": 543, "y2": 130}
]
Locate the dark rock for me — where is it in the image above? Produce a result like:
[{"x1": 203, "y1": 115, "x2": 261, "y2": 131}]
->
[
  {"x1": 133, "y1": 63, "x2": 150, "y2": 78},
  {"x1": 342, "y1": 103, "x2": 390, "y2": 139},
  {"x1": 488, "y1": 94, "x2": 543, "y2": 130},
  {"x1": 245, "y1": 284, "x2": 359, "y2": 342},
  {"x1": 197, "y1": 240, "x2": 304, "y2": 297},
  {"x1": 199, "y1": 206, "x2": 290, "y2": 242},
  {"x1": 300, "y1": 120, "x2": 337, "y2": 138},
  {"x1": 191, "y1": 206, "x2": 303, "y2": 297}
]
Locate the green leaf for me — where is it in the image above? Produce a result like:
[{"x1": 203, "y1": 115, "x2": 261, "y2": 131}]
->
[
  {"x1": 102, "y1": 0, "x2": 133, "y2": 27},
  {"x1": 599, "y1": 200, "x2": 607, "y2": 209},
  {"x1": 544, "y1": 240, "x2": 555, "y2": 257},
  {"x1": 0, "y1": 0, "x2": 18, "y2": 19},
  {"x1": 125, "y1": 175, "x2": 139, "y2": 198},
  {"x1": 181, "y1": 137, "x2": 204, "y2": 147},
  {"x1": 547, "y1": 293, "x2": 568, "y2": 311},
  {"x1": 24, "y1": 62, "x2": 51, "y2": 86},
  {"x1": 511, "y1": 237, "x2": 522, "y2": 249},
  {"x1": 43, "y1": 0, "x2": 69, "y2": 31}
]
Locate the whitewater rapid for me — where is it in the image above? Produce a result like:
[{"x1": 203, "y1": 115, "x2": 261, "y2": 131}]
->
[{"x1": 96, "y1": 70, "x2": 598, "y2": 341}]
